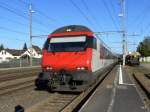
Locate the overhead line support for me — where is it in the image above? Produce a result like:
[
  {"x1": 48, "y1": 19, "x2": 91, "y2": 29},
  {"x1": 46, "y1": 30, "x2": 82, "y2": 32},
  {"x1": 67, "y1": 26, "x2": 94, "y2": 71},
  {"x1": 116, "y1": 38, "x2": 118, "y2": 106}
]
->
[{"x1": 29, "y1": 4, "x2": 34, "y2": 66}]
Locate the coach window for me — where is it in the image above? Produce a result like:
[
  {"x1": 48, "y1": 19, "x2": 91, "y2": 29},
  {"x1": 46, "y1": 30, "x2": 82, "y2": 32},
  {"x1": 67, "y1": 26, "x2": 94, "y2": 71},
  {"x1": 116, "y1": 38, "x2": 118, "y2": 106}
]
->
[{"x1": 93, "y1": 37, "x2": 97, "y2": 49}]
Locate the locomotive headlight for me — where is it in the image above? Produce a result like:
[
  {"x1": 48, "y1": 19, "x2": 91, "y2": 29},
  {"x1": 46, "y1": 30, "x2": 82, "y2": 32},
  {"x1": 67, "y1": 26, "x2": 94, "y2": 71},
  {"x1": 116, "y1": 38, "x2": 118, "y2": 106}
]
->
[
  {"x1": 46, "y1": 66, "x2": 53, "y2": 70},
  {"x1": 81, "y1": 67, "x2": 85, "y2": 70},
  {"x1": 77, "y1": 67, "x2": 81, "y2": 70},
  {"x1": 76, "y1": 67, "x2": 87, "y2": 70}
]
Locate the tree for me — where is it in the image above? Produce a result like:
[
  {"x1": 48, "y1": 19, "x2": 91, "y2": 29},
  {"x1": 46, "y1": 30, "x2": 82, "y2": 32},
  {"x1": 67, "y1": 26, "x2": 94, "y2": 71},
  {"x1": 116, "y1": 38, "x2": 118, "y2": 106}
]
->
[
  {"x1": 137, "y1": 37, "x2": 150, "y2": 57},
  {"x1": 0, "y1": 44, "x2": 4, "y2": 51},
  {"x1": 23, "y1": 43, "x2": 27, "y2": 50}
]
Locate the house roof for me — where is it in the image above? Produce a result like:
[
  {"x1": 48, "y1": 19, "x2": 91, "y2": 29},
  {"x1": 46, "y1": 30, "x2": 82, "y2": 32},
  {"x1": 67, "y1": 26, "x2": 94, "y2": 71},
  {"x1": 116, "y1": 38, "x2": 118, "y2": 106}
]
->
[
  {"x1": 5, "y1": 49, "x2": 25, "y2": 56},
  {"x1": 32, "y1": 45, "x2": 42, "y2": 54},
  {"x1": 0, "y1": 45, "x2": 41, "y2": 56}
]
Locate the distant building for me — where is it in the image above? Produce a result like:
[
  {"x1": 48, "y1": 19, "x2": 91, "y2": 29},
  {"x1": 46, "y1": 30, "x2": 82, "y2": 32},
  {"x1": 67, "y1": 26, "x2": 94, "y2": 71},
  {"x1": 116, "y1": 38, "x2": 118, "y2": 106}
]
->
[
  {"x1": 0, "y1": 45, "x2": 42, "y2": 63},
  {"x1": 21, "y1": 45, "x2": 42, "y2": 58},
  {"x1": 0, "y1": 49, "x2": 24, "y2": 63},
  {"x1": 140, "y1": 56, "x2": 150, "y2": 62}
]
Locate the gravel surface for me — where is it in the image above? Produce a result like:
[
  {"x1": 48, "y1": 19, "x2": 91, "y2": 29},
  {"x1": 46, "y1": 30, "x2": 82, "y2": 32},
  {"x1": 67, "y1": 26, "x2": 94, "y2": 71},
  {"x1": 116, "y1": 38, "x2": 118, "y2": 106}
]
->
[
  {"x1": 0, "y1": 76, "x2": 36, "y2": 88},
  {"x1": 0, "y1": 86, "x2": 52, "y2": 112},
  {"x1": 140, "y1": 64, "x2": 150, "y2": 71}
]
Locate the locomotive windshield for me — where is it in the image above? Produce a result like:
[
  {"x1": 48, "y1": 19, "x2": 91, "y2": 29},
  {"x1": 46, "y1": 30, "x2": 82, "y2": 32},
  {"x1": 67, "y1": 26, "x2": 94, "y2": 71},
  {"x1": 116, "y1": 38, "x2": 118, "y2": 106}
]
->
[{"x1": 44, "y1": 36, "x2": 88, "y2": 52}]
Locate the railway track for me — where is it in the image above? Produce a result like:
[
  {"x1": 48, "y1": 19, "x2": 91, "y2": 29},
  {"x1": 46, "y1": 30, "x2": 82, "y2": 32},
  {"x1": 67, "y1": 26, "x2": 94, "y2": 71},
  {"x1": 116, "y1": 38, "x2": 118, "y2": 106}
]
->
[
  {"x1": 125, "y1": 66, "x2": 150, "y2": 110},
  {"x1": 126, "y1": 66, "x2": 150, "y2": 99},
  {"x1": 0, "y1": 68, "x2": 41, "y2": 78},
  {"x1": 26, "y1": 93, "x2": 78, "y2": 112},
  {"x1": 133, "y1": 73, "x2": 150, "y2": 99},
  {"x1": 0, "y1": 68, "x2": 41, "y2": 96},
  {"x1": 145, "y1": 73, "x2": 150, "y2": 79},
  {"x1": 24, "y1": 65, "x2": 115, "y2": 112},
  {"x1": 0, "y1": 79, "x2": 34, "y2": 96},
  {"x1": 0, "y1": 70, "x2": 40, "y2": 82}
]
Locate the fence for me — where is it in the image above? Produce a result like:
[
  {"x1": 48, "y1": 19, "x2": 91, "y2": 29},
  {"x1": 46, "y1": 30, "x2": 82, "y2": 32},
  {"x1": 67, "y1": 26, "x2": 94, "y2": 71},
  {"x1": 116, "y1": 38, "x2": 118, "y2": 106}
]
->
[{"x1": 0, "y1": 58, "x2": 41, "y2": 68}]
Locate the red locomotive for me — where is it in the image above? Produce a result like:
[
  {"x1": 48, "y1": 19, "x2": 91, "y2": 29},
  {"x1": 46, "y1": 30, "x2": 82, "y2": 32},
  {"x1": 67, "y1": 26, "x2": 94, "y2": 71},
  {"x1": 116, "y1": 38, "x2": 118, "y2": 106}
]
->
[{"x1": 35, "y1": 25, "x2": 117, "y2": 92}]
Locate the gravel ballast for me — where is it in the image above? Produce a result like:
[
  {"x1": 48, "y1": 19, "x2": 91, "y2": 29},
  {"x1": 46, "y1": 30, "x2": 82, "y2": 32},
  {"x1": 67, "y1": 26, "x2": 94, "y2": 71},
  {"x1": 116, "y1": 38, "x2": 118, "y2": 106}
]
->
[{"x1": 0, "y1": 86, "x2": 52, "y2": 112}]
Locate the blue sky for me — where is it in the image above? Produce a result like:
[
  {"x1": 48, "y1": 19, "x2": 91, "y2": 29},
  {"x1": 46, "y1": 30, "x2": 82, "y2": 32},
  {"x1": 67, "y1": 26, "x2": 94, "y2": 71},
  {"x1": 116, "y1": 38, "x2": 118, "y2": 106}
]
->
[{"x1": 0, "y1": 0, "x2": 150, "y2": 54}]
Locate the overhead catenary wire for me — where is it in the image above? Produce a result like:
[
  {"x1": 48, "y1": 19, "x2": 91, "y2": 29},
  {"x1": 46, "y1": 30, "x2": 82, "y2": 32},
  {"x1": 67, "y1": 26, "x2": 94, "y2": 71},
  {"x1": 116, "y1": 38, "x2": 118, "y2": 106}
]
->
[
  {"x1": 144, "y1": 23, "x2": 150, "y2": 35},
  {"x1": 34, "y1": 8, "x2": 61, "y2": 25},
  {"x1": 0, "y1": 36, "x2": 28, "y2": 42},
  {"x1": 0, "y1": 0, "x2": 126, "y2": 54},
  {"x1": 32, "y1": 35, "x2": 48, "y2": 38},
  {"x1": 132, "y1": 5, "x2": 150, "y2": 31},
  {"x1": 81, "y1": 0, "x2": 104, "y2": 31},
  {"x1": 0, "y1": 0, "x2": 28, "y2": 15},
  {"x1": 110, "y1": 0, "x2": 118, "y2": 16},
  {"x1": 128, "y1": 3, "x2": 150, "y2": 36},
  {"x1": 0, "y1": 2, "x2": 50, "y2": 32},
  {"x1": 0, "y1": 3, "x2": 28, "y2": 20},
  {"x1": 19, "y1": 0, "x2": 30, "y2": 6},
  {"x1": 0, "y1": 36, "x2": 45, "y2": 49},
  {"x1": 141, "y1": 15, "x2": 150, "y2": 35},
  {"x1": 0, "y1": 16, "x2": 26, "y2": 26},
  {"x1": 19, "y1": 0, "x2": 62, "y2": 26},
  {"x1": 0, "y1": 2, "x2": 51, "y2": 30},
  {"x1": 0, "y1": 16, "x2": 49, "y2": 33},
  {"x1": 101, "y1": 0, "x2": 119, "y2": 30},
  {"x1": 109, "y1": 0, "x2": 120, "y2": 27},
  {"x1": 94, "y1": 1, "x2": 122, "y2": 53},
  {"x1": 0, "y1": 26, "x2": 28, "y2": 35},
  {"x1": 69, "y1": 0, "x2": 95, "y2": 28},
  {"x1": 19, "y1": 0, "x2": 56, "y2": 28}
]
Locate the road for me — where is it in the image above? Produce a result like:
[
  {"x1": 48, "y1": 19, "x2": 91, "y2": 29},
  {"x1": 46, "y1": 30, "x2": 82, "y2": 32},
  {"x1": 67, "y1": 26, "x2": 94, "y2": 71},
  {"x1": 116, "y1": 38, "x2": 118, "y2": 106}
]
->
[{"x1": 79, "y1": 65, "x2": 149, "y2": 112}]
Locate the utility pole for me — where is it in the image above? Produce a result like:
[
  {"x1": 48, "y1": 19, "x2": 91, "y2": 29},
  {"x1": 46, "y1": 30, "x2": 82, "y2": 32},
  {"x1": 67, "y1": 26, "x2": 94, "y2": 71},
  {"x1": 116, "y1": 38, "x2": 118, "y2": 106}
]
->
[
  {"x1": 119, "y1": 0, "x2": 126, "y2": 66},
  {"x1": 29, "y1": 4, "x2": 34, "y2": 66}
]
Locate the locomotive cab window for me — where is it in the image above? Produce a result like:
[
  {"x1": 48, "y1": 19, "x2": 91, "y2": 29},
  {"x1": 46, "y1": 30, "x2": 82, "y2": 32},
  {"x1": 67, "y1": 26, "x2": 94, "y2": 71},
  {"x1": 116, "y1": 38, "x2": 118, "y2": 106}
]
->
[
  {"x1": 44, "y1": 36, "x2": 98, "y2": 52},
  {"x1": 44, "y1": 36, "x2": 88, "y2": 52},
  {"x1": 86, "y1": 37, "x2": 97, "y2": 50}
]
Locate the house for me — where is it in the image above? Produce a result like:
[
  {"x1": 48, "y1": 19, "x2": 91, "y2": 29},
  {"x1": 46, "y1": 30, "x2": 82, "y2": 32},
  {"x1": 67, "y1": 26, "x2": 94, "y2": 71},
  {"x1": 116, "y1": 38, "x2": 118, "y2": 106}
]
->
[
  {"x1": 140, "y1": 56, "x2": 150, "y2": 62},
  {"x1": 21, "y1": 45, "x2": 42, "y2": 58},
  {"x1": 0, "y1": 45, "x2": 42, "y2": 63},
  {"x1": 0, "y1": 49, "x2": 24, "y2": 63}
]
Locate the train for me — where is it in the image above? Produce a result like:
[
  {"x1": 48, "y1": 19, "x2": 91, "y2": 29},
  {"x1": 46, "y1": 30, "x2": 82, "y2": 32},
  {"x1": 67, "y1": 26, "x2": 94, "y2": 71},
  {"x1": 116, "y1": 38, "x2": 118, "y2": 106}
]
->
[
  {"x1": 35, "y1": 25, "x2": 118, "y2": 92},
  {"x1": 125, "y1": 52, "x2": 140, "y2": 66}
]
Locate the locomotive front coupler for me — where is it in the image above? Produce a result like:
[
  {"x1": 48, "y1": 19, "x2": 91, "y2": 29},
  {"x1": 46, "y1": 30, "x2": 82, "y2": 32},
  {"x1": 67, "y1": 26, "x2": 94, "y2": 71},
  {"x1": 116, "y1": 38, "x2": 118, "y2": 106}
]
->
[{"x1": 59, "y1": 70, "x2": 72, "y2": 85}]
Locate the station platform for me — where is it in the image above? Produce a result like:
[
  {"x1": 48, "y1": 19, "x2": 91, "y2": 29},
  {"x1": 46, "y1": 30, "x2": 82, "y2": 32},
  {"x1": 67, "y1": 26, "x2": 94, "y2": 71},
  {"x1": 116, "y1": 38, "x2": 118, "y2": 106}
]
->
[{"x1": 79, "y1": 65, "x2": 149, "y2": 112}]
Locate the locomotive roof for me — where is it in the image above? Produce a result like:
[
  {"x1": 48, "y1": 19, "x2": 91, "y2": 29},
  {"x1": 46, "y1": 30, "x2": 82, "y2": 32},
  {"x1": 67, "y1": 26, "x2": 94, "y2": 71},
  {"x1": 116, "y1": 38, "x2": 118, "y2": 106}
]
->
[{"x1": 51, "y1": 25, "x2": 92, "y2": 34}]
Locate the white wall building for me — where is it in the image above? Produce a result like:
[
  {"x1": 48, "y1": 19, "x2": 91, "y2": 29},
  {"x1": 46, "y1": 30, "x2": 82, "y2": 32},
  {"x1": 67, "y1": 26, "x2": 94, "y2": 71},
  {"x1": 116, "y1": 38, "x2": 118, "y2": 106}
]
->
[
  {"x1": 140, "y1": 56, "x2": 150, "y2": 62},
  {"x1": 0, "y1": 45, "x2": 42, "y2": 63},
  {"x1": 21, "y1": 45, "x2": 42, "y2": 58},
  {"x1": 0, "y1": 49, "x2": 24, "y2": 63}
]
